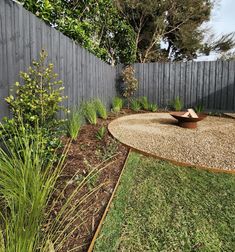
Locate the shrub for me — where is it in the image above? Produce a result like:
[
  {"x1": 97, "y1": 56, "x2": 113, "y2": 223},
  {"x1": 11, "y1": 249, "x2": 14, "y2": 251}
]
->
[
  {"x1": 130, "y1": 98, "x2": 141, "y2": 112},
  {"x1": 1, "y1": 50, "x2": 66, "y2": 160},
  {"x1": 139, "y1": 96, "x2": 149, "y2": 110},
  {"x1": 194, "y1": 104, "x2": 204, "y2": 113},
  {"x1": 93, "y1": 99, "x2": 107, "y2": 119},
  {"x1": 121, "y1": 66, "x2": 138, "y2": 104},
  {"x1": 112, "y1": 97, "x2": 123, "y2": 112},
  {"x1": 96, "y1": 126, "x2": 106, "y2": 141},
  {"x1": 172, "y1": 96, "x2": 183, "y2": 111},
  {"x1": 82, "y1": 101, "x2": 97, "y2": 125},
  {"x1": 149, "y1": 103, "x2": 158, "y2": 112},
  {"x1": 67, "y1": 108, "x2": 83, "y2": 140},
  {"x1": 5, "y1": 50, "x2": 67, "y2": 129}
]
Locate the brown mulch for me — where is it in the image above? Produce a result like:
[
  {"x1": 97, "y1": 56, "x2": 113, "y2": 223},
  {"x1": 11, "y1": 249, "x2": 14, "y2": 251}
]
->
[{"x1": 50, "y1": 112, "x2": 129, "y2": 252}]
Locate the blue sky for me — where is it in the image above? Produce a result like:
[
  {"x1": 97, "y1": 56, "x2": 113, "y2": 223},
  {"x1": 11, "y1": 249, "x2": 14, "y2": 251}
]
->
[{"x1": 198, "y1": 0, "x2": 235, "y2": 60}]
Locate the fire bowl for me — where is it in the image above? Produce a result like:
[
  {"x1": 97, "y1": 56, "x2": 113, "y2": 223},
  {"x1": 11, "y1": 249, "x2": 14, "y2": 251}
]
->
[{"x1": 170, "y1": 112, "x2": 207, "y2": 129}]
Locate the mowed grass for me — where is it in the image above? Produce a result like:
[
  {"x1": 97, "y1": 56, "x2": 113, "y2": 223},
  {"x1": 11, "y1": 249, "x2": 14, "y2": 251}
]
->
[{"x1": 94, "y1": 151, "x2": 235, "y2": 252}]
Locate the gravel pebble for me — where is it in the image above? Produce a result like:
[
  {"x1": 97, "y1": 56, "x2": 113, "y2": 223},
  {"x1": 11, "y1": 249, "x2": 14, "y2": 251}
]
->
[{"x1": 109, "y1": 113, "x2": 235, "y2": 170}]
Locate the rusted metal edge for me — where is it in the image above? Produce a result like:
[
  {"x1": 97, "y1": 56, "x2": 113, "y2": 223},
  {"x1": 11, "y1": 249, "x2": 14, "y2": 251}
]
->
[{"x1": 87, "y1": 149, "x2": 131, "y2": 252}]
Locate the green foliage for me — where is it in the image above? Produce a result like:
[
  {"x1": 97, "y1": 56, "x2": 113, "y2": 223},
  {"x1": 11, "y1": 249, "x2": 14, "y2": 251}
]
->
[
  {"x1": 0, "y1": 123, "x2": 108, "y2": 251},
  {"x1": 94, "y1": 152, "x2": 235, "y2": 251},
  {"x1": 82, "y1": 101, "x2": 97, "y2": 125},
  {"x1": 172, "y1": 96, "x2": 183, "y2": 111},
  {"x1": 112, "y1": 97, "x2": 123, "y2": 112},
  {"x1": 96, "y1": 138, "x2": 119, "y2": 161},
  {"x1": 1, "y1": 51, "x2": 65, "y2": 160},
  {"x1": 139, "y1": 96, "x2": 149, "y2": 110},
  {"x1": 149, "y1": 103, "x2": 158, "y2": 112},
  {"x1": 130, "y1": 98, "x2": 141, "y2": 112},
  {"x1": 18, "y1": 0, "x2": 136, "y2": 64},
  {"x1": 93, "y1": 99, "x2": 108, "y2": 119},
  {"x1": 96, "y1": 126, "x2": 106, "y2": 141},
  {"x1": 194, "y1": 104, "x2": 204, "y2": 113},
  {"x1": 116, "y1": 0, "x2": 235, "y2": 62},
  {"x1": 122, "y1": 66, "x2": 138, "y2": 100},
  {"x1": 67, "y1": 108, "x2": 83, "y2": 140},
  {"x1": 5, "y1": 50, "x2": 66, "y2": 128}
]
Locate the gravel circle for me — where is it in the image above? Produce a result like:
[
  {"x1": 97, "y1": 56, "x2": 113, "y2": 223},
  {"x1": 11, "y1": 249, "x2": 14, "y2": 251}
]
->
[{"x1": 109, "y1": 113, "x2": 235, "y2": 170}]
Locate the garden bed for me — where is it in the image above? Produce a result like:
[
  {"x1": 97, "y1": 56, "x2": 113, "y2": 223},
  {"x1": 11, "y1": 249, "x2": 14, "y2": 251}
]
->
[
  {"x1": 93, "y1": 151, "x2": 235, "y2": 251},
  {"x1": 108, "y1": 113, "x2": 235, "y2": 170},
  {"x1": 53, "y1": 116, "x2": 129, "y2": 251}
]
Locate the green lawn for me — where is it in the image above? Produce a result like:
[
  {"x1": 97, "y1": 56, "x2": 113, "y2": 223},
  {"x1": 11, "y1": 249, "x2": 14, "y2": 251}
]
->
[{"x1": 94, "y1": 151, "x2": 235, "y2": 252}]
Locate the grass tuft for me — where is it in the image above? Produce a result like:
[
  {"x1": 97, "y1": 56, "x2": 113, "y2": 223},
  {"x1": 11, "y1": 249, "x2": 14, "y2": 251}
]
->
[
  {"x1": 82, "y1": 101, "x2": 97, "y2": 124},
  {"x1": 93, "y1": 99, "x2": 108, "y2": 119}
]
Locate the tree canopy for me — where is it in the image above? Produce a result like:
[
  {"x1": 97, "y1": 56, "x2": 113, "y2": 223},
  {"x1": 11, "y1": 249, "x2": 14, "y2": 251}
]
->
[{"x1": 19, "y1": 0, "x2": 235, "y2": 64}]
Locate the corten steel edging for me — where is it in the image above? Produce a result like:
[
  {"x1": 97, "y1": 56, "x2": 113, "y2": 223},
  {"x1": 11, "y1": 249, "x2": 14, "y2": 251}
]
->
[
  {"x1": 107, "y1": 120, "x2": 235, "y2": 175},
  {"x1": 87, "y1": 149, "x2": 131, "y2": 252}
]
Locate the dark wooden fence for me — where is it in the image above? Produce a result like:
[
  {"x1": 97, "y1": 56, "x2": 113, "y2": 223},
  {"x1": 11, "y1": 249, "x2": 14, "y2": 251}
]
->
[
  {"x1": 1, "y1": 0, "x2": 235, "y2": 120},
  {"x1": 117, "y1": 61, "x2": 235, "y2": 111},
  {"x1": 0, "y1": 0, "x2": 116, "y2": 119}
]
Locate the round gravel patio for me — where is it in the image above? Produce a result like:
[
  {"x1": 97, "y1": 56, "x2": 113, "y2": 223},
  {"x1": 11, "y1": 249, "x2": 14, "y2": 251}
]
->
[{"x1": 108, "y1": 113, "x2": 235, "y2": 170}]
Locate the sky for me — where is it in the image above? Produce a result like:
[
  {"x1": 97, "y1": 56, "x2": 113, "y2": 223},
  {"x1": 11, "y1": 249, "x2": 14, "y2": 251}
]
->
[{"x1": 198, "y1": 0, "x2": 235, "y2": 60}]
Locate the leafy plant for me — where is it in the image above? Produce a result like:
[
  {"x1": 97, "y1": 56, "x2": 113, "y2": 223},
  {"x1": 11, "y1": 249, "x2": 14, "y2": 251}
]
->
[
  {"x1": 5, "y1": 50, "x2": 66, "y2": 129},
  {"x1": 149, "y1": 103, "x2": 158, "y2": 112},
  {"x1": 130, "y1": 98, "x2": 141, "y2": 112},
  {"x1": 96, "y1": 138, "x2": 119, "y2": 161},
  {"x1": 112, "y1": 97, "x2": 123, "y2": 113},
  {"x1": 67, "y1": 108, "x2": 83, "y2": 140},
  {"x1": 121, "y1": 66, "x2": 138, "y2": 104},
  {"x1": 172, "y1": 96, "x2": 183, "y2": 111},
  {"x1": 93, "y1": 99, "x2": 107, "y2": 119},
  {"x1": 139, "y1": 96, "x2": 149, "y2": 110},
  {"x1": 96, "y1": 126, "x2": 106, "y2": 141},
  {"x1": 82, "y1": 101, "x2": 97, "y2": 125},
  {"x1": 194, "y1": 104, "x2": 204, "y2": 113},
  {"x1": 1, "y1": 50, "x2": 66, "y2": 160}
]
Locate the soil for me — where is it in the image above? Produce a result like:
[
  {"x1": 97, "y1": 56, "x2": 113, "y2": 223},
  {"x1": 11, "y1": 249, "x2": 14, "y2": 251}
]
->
[
  {"x1": 50, "y1": 112, "x2": 129, "y2": 252},
  {"x1": 108, "y1": 112, "x2": 235, "y2": 170}
]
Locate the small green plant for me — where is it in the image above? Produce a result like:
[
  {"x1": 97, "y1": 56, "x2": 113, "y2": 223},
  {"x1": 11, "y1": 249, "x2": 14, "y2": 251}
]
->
[
  {"x1": 96, "y1": 138, "x2": 119, "y2": 161},
  {"x1": 172, "y1": 96, "x2": 183, "y2": 111},
  {"x1": 96, "y1": 126, "x2": 106, "y2": 141},
  {"x1": 194, "y1": 104, "x2": 204, "y2": 113},
  {"x1": 112, "y1": 97, "x2": 123, "y2": 113},
  {"x1": 93, "y1": 99, "x2": 107, "y2": 119},
  {"x1": 5, "y1": 50, "x2": 66, "y2": 128},
  {"x1": 139, "y1": 96, "x2": 149, "y2": 110},
  {"x1": 130, "y1": 98, "x2": 141, "y2": 112},
  {"x1": 67, "y1": 108, "x2": 83, "y2": 140},
  {"x1": 149, "y1": 103, "x2": 158, "y2": 112},
  {"x1": 82, "y1": 101, "x2": 97, "y2": 125}
]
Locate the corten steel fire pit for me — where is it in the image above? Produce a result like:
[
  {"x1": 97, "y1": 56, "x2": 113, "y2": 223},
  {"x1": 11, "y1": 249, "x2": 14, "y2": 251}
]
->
[{"x1": 170, "y1": 112, "x2": 207, "y2": 129}]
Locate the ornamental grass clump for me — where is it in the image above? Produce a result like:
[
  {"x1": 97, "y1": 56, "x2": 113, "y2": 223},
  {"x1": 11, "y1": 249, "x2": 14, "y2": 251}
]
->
[
  {"x1": 0, "y1": 122, "x2": 114, "y2": 251},
  {"x1": 139, "y1": 96, "x2": 149, "y2": 110},
  {"x1": 149, "y1": 103, "x2": 158, "y2": 112},
  {"x1": 112, "y1": 97, "x2": 123, "y2": 112},
  {"x1": 130, "y1": 98, "x2": 141, "y2": 112},
  {"x1": 82, "y1": 101, "x2": 97, "y2": 125},
  {"x1": 172, "y1": 96, "x2": 183, "y2": 111},
  {"x1": 93, "y1": 99, "x2": 108, "y2": 119},
  {"x1": 67, "y1": 108, "x2": 83, "y2": 140}
]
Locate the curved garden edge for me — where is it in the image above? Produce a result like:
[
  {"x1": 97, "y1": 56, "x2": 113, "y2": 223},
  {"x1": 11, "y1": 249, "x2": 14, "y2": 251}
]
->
[
  {"x1": 87, "y1": 149, "x2": 131, "y2": 252},
  {"x1": 107, "y1": 115, "x2": 235, "y2": 175}
]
